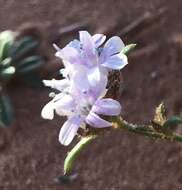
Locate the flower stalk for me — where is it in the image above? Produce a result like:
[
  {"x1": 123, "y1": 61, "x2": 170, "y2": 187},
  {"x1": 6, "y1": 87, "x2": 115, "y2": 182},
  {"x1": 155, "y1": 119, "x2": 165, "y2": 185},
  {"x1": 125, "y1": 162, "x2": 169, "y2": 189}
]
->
[
  {"x1": 112, "y1": 117, "x2": 182, "y2": 142},
  {"x1": 64, "y1": 135, "x2": 97, "y2": 174},
  {"x1": 64, "y1": 114, "x2": 182, "y2": 174}
]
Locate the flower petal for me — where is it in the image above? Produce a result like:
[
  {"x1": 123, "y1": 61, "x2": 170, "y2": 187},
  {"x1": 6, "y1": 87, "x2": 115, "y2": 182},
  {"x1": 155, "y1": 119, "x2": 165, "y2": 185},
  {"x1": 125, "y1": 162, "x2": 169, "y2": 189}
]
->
[
  {"x1": 59, "y1": 116, "x2": 82, "y2": 146},
  {"x1": 100, "y1": 36, "x2": 125, "y2": 64},
  {"x1": 68, "y1": 39, "x2": 81, "y2": 50},
  {"x1": 41, "y1": 101, "x2": 54, "y2": 120},
  {"x1": 85, "y1": 66, "x2": 108, "y2": 100},
  {"x1": 87, "y1": 66, "x2": 101, "y2": 86},
  {"x1": 54, "y1": 94, "x2": 76, "y2": 116},
  {"x1": 71, "y1": 68, "x2": 90, "y2": 94},
  {"x1": 86, "y1": 112, "x2": 112, "y2": 128},
  {"x1": 103, "y1": 36, "x2": 125, "y2": 56},
  {"x1": 92, "y1": 34, "x2": 106, "y2": 48},
  {"x1": 55, "y1": 46, "x2": 81, "y2": 64},
  {"x1": 92, "y1": 98, "x2": 121, "y2": 116},
  {"x1": 79, "y1": 31, "x2": 94, "y2": 52},
  {"x1": 43, "y1": 79, "x2": 69, "y2": 91},
  {"x1": 79, "y1": 31, "x2": 97, "y2": 66},
  {"x1": 102, "y1": 53, "x2": 128, "y2": 70}
]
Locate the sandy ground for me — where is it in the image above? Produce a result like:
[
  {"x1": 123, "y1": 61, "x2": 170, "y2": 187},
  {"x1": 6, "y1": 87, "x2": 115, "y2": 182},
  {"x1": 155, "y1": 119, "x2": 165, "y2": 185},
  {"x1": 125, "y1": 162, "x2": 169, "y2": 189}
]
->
[{"x1": 0, "y1": 0, "x2": 182, "y2": 189}]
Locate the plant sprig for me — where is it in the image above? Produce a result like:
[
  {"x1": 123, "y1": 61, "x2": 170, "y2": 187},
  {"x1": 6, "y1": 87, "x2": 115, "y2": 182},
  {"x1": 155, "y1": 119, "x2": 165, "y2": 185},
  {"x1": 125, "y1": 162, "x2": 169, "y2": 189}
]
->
[
  {"x1": 0, "y1": 30, "x2": 45, "y2": 127},
  {"x1": 63, "y1": 103, "x2": 182, "y2": 175}
]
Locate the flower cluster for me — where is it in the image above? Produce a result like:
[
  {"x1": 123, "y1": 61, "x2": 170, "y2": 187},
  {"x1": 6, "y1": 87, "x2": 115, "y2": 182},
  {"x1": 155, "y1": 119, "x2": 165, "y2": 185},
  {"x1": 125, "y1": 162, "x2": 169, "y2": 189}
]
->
[{"x1": 41, "y1": 31, "x2": 128, "y2": 146}]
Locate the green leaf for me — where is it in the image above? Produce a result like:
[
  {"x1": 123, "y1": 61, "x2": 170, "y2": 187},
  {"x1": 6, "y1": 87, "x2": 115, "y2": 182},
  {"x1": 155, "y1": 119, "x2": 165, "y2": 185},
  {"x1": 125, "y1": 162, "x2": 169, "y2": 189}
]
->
[
  {"x1": 163, "y1": 116, "x2": 182, "y2": 129},
  {"x1": 16, "y1": 55, "x2": 43, "y2": 74},
  {"x1": 0, "y1": 94, "x2": 13, "y2": 127},
  {"x1": 0, "y1": 30, "x2": 14, "y2": 62},
  {"x1": 1, "y1": 66, "x2": 16, "y2": 81},
  {"x1": 121, "y1": 44, "x2": 136, "y2": 55},
  {"x1": 9, "y1": 36, "x2": 39, "y2": 61},
  {"x1": 0, "y1": 57, "x2": 12, "y2": 68},
  {"x1": 64, "y1": 136, "x2": 96, "y2": 174}
]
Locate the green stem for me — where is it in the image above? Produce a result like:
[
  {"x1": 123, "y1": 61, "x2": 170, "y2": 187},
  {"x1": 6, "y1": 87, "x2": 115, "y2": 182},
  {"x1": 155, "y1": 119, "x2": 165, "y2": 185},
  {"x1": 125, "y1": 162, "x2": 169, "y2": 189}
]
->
[
  {"x1": 112, "y1": 117, "x2": 182, "y2": 142},
  {"x1": 64, "y1": 135, "x2": 97, "y2": 174},
  {"x1": 64, "y1": 116, "x2": 182, "y2": 174}
]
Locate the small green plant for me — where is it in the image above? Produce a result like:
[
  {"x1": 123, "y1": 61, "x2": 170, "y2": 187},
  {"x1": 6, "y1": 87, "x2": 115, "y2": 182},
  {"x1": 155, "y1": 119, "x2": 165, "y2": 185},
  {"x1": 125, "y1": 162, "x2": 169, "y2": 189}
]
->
[{"x1": 0, "y1": 30, "x2": 44, "y2": 127}]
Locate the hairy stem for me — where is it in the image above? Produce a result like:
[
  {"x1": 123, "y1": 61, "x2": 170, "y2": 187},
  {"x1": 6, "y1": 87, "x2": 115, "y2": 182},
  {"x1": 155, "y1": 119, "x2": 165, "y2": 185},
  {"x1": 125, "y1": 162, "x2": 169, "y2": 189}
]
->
[
  {"x1": 112, "y1": 117, "x2": 182, "y2": 142},
  {"x1": 64, "y1": 116, "x2": 182, "y2": 174}
]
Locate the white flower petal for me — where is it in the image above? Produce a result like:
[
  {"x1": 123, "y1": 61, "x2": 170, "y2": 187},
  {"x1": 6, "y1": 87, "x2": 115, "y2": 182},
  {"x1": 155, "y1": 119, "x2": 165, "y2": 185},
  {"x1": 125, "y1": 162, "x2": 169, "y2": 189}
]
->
[
  {"x1": 41, "y1": 101, "x2": 54, "y2": 120},
  {"x1": 54, "y1": 94, "x2": 76, "y2": 116},
  {"x1": 59, "y1": 116, "x2": 82, "y2": 146},
  {"x1": 87, "y1": 67, "x2": 101, "y2": 86},
  {"x1": 43, "y1": 79, "x2": 69, "y2": 91}
]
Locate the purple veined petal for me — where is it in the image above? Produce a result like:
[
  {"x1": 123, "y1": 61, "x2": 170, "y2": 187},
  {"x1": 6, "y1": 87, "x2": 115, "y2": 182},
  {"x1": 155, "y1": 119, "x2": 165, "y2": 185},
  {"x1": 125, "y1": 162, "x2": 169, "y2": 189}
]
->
[
  {"x1": 55, "y1": 46, "x2": 81, "y2": 64},
  {"x1": 92, "y1": 98, "x2": 121, "y2": 116},
  {"x1": 79, "y1": 31, "x2": 94, "y2": 52},
  {"x1": 79, "y1": 31, "x2": 97, "y2": 66},
  {"x1": 103, "y1": 36, "x2": 125, "y2": 55},
  {"x1": 100, "y1": 36, "x2": 125, "y2": 63},
  {"x1": 41, "y1": 101, "x2": 54, "y2": 120},
  {"x1": 101, "y1": 52, "x2": 128, "y2": 70},
  {"x1": 92, "y1": 34, "x2": 106, "y2": 48},
  {"x1": 86, "y1": 111, "x2": 112, "y2": 128},
  {"x1": 59, "y1": 116, "x2": 83, "y2": 146},
  {"x1": 43, "y1": 79, "x2": 69, "y2": 91}
]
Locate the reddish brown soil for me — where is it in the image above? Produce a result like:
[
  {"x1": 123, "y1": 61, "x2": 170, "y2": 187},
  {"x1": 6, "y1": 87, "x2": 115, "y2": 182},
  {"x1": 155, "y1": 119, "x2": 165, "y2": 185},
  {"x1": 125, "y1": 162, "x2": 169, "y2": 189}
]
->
[{"x1": 0, "y1": 0, "x2": 182, "y2": 189}]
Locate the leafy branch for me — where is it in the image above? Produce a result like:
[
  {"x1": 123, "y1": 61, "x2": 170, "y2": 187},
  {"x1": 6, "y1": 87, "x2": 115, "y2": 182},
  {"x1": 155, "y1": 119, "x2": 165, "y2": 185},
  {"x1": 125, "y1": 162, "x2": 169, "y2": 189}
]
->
[{"x1": 63, "y1": 103, "x2": 182, "y2": 175}]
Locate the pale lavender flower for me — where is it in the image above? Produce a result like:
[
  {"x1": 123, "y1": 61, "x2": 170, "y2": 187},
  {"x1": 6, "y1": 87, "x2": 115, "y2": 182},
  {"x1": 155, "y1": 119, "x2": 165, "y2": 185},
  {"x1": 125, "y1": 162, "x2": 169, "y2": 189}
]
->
[
  {"x1": 55, "y1": 31, "x2": 128, "y2": 71},
  {"x1": 42, "y1": 79, "x2": 121, "y2": 145},
  {"x1": 42, "y1": 31, "x2": 128, "y2": 146}
]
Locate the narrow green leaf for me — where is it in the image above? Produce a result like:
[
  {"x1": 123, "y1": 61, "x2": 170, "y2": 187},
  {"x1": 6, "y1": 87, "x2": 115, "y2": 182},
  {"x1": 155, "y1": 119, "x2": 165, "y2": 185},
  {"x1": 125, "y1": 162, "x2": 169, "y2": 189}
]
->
[
  {"x1": 0, "y1": 94, "x2": 13, "y2": 127},
  {"x1": 0, "y1": 30, "x2": 14, "y2": 62},
  {"x1": 1, "y1": 66, "x2": 16, "y2": 81},
  {"x1": 10, "y1": 36, "x2": 39, "y2": 61},
  {"x1": 0, "y1": 57, "x2": 12, "y2": 68},
  {"x1": 16, "y1": 55, "x2": 43, "y2": 74}
]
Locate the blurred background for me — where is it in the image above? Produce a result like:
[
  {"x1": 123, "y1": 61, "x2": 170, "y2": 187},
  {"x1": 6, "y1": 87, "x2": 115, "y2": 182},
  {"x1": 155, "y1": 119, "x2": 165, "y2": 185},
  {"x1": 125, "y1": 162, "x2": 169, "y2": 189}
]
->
[{"x1": 0, "y1": 0, "x2": 182, "y2": 189}]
